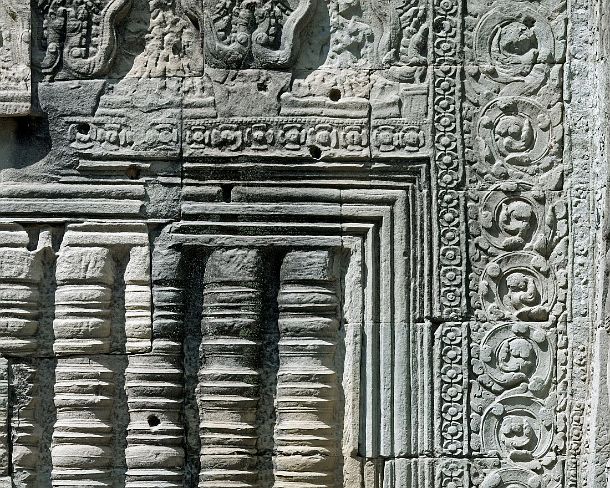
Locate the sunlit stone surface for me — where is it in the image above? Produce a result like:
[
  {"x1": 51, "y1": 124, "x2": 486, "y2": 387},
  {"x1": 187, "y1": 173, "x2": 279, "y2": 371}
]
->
[{"x1": 0, "y1": 0, "x2": 608, "y2": 486}]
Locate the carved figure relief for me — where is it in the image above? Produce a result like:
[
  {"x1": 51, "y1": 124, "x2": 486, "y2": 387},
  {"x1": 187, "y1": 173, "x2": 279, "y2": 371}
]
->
[
  {"x1": 37, "y1": 0, "x2": 133, "y2": 79},
  {"x1": 0, "y1": 0, "x2": 594, "y2": 480},
  {"x1": 0, "y1": 1, "x2": 31, "y2": 114}
]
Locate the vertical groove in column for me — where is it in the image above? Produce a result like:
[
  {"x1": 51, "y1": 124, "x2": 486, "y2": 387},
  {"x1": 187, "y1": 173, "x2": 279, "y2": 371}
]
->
[
  {"x1": 52, "y1": 357, "x2": 115, "y2": 487},
  {"x1": 197, "y1": 248, "x2": 264, "y2": 488},
  {"x1": 274, "y1": 250, "x2": 340, "y2": 488},
  {"x1": 10, "y1": 361, "x2": 41, "y2": 488}
]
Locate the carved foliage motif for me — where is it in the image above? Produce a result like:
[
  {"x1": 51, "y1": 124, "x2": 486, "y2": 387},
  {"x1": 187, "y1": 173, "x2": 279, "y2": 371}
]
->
[
  {"x1": 468, "y1": 170, "x2": 567, "y2": 487},
  {"x1": 465, "y1": 0, "x2": 567, "y2": 484},
  {"x1": 464, "y1": 0, "x2": 565, "y2": 190}
]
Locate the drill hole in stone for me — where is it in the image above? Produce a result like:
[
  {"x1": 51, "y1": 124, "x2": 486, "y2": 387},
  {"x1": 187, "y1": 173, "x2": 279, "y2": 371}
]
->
[
  {"x1": 257, "y1": 81, "x2": 268, "y2": 92},
  {"x1": 221, "y1": 184, "x2": 233, "y2": 203},
  {"x1": 329, "y1": 88, "x2": 341, "y2": 102},
  {"x1": 309, "y1": 145, "x2": 322, "y2": 160},
  {"x1": 126, "y1": 164, "x2": 141, "y2": 180},
  {"x1": 76, "y1": 122, "x2": 90, "y2": 135},
  {"x1": 147, "y1": 414, "x2": 161, "y2": 428}
]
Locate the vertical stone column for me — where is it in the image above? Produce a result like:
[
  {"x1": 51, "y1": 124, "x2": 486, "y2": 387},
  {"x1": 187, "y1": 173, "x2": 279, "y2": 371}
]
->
[
  {"x1": 124, "y1": 245, "x2": 153, "y2": 354},
  {"x1": 197, "y1": 248, "x2": 264, "y2": 488},
  {"x1": 10, "y1": 361, "x2": 41, "y2": 488},
  {"x1": 51, "y1": 243, "x2": 116, "y2": 487},
  {"x1": 53, "y1": 246, "x2": 115, "y2": 355},
  {"x1": 125, "y1": 353, "x2": 184, "y2": 487},
  {"x1": 274, "y1": 250, "x2": 340, "y2": 487},
  {"x1": 125, "y1": 242, "x2": 185, "y2": 487},
  {"x1": 52, "y1": 357, "x2": 115, "y2": 487},
  {"x1": 0, "y1": 224, "x2": 44, "y2": 355},
  {"x1": 0, "y1": 226, "x2": 47, "y2": 487}
]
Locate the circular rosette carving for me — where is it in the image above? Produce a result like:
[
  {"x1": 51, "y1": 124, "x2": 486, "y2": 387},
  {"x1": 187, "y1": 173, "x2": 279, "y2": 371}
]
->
[
  {"x1": 479, "y1": 185, "x2": 544, "y2": 251},
  {"x1": 480, "y1": 252, "x2": 555, "y2": 321},
  {"x1": 481, "y1": 396, "x2": 554, "y2": 462},
  {"x1": 477, "y1": 97, "x2": 556, "y2": 178},
  {"x1": 481, "y1": 468, "x2": 543, "y2": 488},
  {"x1": 474, "y1": 4, "x2": 555, "y2": 82},
  {"x1": 479, "y1": 323, "x2": 553, "y2": 392}
]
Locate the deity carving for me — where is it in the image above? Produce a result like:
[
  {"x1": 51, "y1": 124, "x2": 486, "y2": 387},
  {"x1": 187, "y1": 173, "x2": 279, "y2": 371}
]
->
[
  {"x1": 0, "y1": 1, "x2": 31, "y2": 114},
  {"x1": 129, "y1": 0, "x2": 198, "y2": 77},
  {"x1": 181, "y1": 0, "x2": 316, "y2": 68},
  {"x1": 38, "y1": 0, "x2": 133, "y2": 78}
]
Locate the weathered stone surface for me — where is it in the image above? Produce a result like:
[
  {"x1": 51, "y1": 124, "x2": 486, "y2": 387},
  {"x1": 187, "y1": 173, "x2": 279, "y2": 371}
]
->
[
  {"x1": 0, "y1": 1, "x2": 31, "y2": 115},
  {"x1": 0, "y1": 0, "x2": 607, "y2": 485}
]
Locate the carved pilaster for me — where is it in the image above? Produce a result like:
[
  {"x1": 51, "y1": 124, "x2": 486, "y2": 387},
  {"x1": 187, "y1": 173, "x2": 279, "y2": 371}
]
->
[
  {"x1": 53, "y1": 246, "x2": 115, "y2": 355},
  {"x1": 53, "y1": 222, "x2": 152, "y2": 355},
  {"x1": 197, "y1": 248, "x2": 264, "y2": 488},
  {"x1": 124, "y1": 241, "x2": 185, "y2": 487},
  {"x1": 0, "y1": 224, "x2": 45, "y2": 355},
  {"x1": 125, "y1": 354, "x2": 184, "y2": 487},
  {"x1": 124, "y1": 245, "x2": 152, "y2": 353},
  {"x1": 274, "y1": 250, "x2": 340, "y2": 487},
  {"x1": 51, "y1": 357, "x2": 115, "y2": 487},
  {"x1": 10, "y1": 361, "x2": 41, "y2": 488}
]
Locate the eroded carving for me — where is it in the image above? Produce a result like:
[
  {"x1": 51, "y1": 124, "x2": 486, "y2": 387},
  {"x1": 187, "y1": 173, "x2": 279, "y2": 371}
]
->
[
  {"x1": 0, "y1": 1, "x2": 31, "y2": 114},
  {"x1": 38, "y1": 0, "x2": 133, "y2": 79}
]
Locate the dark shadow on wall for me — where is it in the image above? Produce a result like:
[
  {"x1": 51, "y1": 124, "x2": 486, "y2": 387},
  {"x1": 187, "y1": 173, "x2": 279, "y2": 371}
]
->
[
  {"x1": 183, "y1": 249, "x2": 207, "y2": 487},
  {"x1": 0, "y1": 116, "x2": 51, "y2": 171}
]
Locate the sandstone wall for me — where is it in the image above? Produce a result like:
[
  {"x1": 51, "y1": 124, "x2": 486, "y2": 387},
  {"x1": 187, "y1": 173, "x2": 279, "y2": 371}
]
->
[{"x1": 0, "y1": 0, "x2": 606, "y2": 486}]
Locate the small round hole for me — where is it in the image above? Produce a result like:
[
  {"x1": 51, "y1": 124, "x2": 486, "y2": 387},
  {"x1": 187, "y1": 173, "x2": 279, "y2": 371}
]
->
[
  {"x1": 126, "y1": 164, "x2": 141, "y2": 180},
  {"x1": 257, "y1": 81, "x2": 268, "y2": 92},
  {"x1": 76, "y1": 122, "x2": 90, "y2": 135},
  {"x1": 309, "y1": 145, "x2": 322, "y2": 160},
  {"x1": 328, "y1": 88, "x2": 341, "y2": 102},
  {"x1": 147, "y1": 414, "x2": 161, "y2": 427}
]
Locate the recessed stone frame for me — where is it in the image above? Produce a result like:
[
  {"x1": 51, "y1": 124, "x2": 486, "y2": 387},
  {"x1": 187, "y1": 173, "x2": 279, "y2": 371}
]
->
[{"x1": 148, "y1": 160, "x2": 448, "y2": 487}]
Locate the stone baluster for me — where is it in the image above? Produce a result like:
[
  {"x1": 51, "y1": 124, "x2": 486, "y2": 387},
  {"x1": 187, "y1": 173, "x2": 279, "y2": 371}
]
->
[
  {"x1": 53, "y1": 246, "x2": 115, "y2": 355},
  {"x1": 274, "y1": 250, "x2": 340, "y2": 488},
  {"x1": 0, "y1": 224, "x2": 45, "y2": 355},
  {"x1": 197, "y1": 248, "x2": 264, "y2": 488},
  {"x1": 125, "y1": 243, "x2": 185, "y2": 487},
  {"x1": 0, "y1": 358, "x2": 7, "y2": 483},
  {"x1": 124, "y1": 245, "x2": 152, "y2": 354},
  {"x1": 124, "y1": 354, "x2": 184, "y2": 487},
  {"x1": 10, "y1": 361, "x2": 41, "y2": 488},
  {"x1": 51, "y1": 239, "x2": 116, "y2": 486},
  {"x1": 52, "y1": 357, "x2": 115, "y2": 487}
]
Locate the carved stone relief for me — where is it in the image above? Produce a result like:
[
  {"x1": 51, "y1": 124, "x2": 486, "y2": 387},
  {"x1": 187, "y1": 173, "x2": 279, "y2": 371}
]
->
[
  {"x1": 0, "y1": 1, "x2": 31, "y2": 115},
  {"x1": 0, "y1": 0, "x2": 604, "y2": 484}
]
